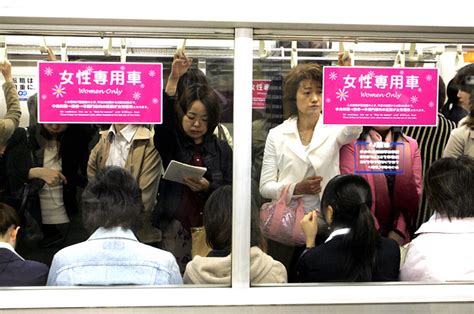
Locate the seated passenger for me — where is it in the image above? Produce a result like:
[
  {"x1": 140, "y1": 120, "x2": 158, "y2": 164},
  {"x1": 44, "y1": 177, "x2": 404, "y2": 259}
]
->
[
  {"x1": 47, "y1": 166, "x2": 182, "y2": 286},
  {"x1": 295, "y1": 174, "x2": 400, "y2": 282},
  {"x1": 88, "y1": 124, "x2": 162, "y2": 244},
  {"x1": 183, "y1": 185, "x2": 287, "y2": 284},
  {"x1": 0, "y1": 202, "x2": 49, "y2": 286},
  {"x1": 400, "y1": 156, "x2": 474, "y2": 282}
]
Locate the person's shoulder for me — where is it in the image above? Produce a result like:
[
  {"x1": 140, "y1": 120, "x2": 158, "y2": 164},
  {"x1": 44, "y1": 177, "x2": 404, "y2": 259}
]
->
[
  {"x1": 135, "y1": 242, "x2": 177, "y2": 262},
  {"x1": 23, "y1": 259, "x2": 49, "y2": 273}
]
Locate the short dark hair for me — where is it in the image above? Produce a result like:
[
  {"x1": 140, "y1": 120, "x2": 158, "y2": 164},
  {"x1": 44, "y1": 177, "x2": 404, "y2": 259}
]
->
[
  {"x1": 453, "y1": 63, "x2": 474, "y2": 93},
  {"x1": 203, "y1": 185, "x2": 232, "y2": 251},
  {"x1": 425, "y1": 156, "x2": 474, "y2": 220},
  {"x1": 177, "y1": 83, "x2": 221, "y2": 135},
  {"x1": 176, "y1": 68, "x2": 208, "y2": 98},
  {"x1": 283, "y1": 63, "x2": 323, "y2": 118},
  {"x1": 81, "y1": 166, "x2": 143, "y2": 234},
  {"x1": 0, "y1": 202, "x2": 20, "y2": 236}
]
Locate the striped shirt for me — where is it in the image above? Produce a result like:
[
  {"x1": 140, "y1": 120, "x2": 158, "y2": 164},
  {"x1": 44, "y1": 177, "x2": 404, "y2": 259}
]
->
[{"x1": 403, "y1": 113, "x2": 456, "y2": 230}]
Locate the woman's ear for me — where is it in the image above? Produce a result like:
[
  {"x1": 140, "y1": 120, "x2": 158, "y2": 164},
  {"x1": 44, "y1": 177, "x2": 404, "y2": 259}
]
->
[
  {"x1": 7, "y1": 226, "x2": 20, "y2": 247},
  {"x1": 324, "y1": 205, "x2": 334, "y2": 225}
]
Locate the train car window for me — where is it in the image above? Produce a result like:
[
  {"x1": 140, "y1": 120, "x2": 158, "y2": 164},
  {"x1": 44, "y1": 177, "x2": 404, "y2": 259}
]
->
[{"x1": 0, "y1": 35, "x2": 234, "y2": 287}]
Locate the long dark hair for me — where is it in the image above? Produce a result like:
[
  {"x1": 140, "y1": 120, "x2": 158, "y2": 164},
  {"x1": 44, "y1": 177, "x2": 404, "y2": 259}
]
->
[{"x1": 321, "y1": 174, "x2": 378, "y2": 281}]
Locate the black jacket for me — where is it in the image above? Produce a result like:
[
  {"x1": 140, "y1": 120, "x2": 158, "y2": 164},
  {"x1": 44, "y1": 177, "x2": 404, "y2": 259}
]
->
[
  {"x1": 0, "y1": 248, "x2": 49, "y2": 286},
  {"x1": 295, "y1": 235, "x2": 400, "y2": 282},
  {"x1": 153, "y1": 94, "x2": 233, "y2": 221}
]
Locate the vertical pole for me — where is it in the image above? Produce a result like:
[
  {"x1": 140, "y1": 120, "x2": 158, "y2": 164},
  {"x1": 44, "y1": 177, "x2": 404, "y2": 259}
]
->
[{"x1": 231, "y1": 28, "x2": 253, "y2": 288}]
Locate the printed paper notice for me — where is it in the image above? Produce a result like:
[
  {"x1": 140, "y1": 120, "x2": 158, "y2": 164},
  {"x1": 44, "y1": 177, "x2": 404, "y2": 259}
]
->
[{"x1": 163, "y1": 160, "x2": 207, "y2": 184}]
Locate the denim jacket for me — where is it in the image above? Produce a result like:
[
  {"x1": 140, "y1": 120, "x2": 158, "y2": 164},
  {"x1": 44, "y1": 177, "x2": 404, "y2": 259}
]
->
[{"x1": 47, "y1": 227, "x2": 182, "y2": 286}]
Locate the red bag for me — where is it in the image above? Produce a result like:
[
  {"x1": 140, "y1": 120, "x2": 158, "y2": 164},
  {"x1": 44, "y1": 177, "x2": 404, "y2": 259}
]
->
[{"x1": 259, "y1": 185, "x2": 306, "y2": 246}]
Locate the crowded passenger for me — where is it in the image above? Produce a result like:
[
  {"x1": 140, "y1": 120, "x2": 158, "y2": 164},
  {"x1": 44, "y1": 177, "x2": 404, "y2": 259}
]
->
[
  {"x1": 295, "y1": 174, "x2": 400, "y2": 282},
  {"x1": 443, "y1": 76, "x2": 474, "y2": 158},
  {"x1": 259, "y1": 63, "x2": 362, "y2": 274},
  {"x1": 0, "y1": 59, "x2": 24, "y2": 211},
  {"x1": 400, "y1": 156, "x2": 474, "y2": 281},
  {"x1": 47, "y1": 166, "x2": 182, "y2": 286},
  {"x1": 87, "y1": 123, "x2": 162, "y2": 244},
  {"x1": 403, "y1": 76, "x2": 456, "y2": 229},
  {"x1": 340, "y1": 126, "x2": 422, "y2": 245},
  {"x1": 183, "y1": 185, "x2": 287, "y2": 284},
  {"x1": 0, "y1": 202, "x2": 49, "y2": 286},
  {"x1": 0, "y1": 59, "x2": 21, "y2": 151},
  {"x1": 26, "y1": 122, "x2": 94, "y2": 248},
  {"x1": 153, "y1": 52, "x2": 233, "y2": 273}
]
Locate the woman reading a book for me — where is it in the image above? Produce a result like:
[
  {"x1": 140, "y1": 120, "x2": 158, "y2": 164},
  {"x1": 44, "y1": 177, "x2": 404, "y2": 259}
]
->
[{"x1": 153, "y1": 52, "x2": 233, "y2": 272}]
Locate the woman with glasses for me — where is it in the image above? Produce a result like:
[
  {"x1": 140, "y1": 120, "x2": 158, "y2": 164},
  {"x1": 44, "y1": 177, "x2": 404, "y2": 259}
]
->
[{"x1": 153, "y1": 53, "x2": 233, "y2": 273}]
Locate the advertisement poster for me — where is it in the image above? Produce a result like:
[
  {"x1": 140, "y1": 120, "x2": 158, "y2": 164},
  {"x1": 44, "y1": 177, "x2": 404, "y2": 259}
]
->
[
  {"x1": 38, "y1": 61, "x2": 162, "y2": 124},
  {"x1": 323, "y1": 66, "x2": 438, "y2": 126},
  {"x1": 252, "y1": 79, "x2": 271, "y2": 109}
]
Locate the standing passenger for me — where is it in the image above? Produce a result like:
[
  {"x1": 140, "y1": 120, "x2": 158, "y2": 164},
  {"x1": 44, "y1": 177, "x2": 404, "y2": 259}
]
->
[
  {"x1": 443, "y1": 79, "x2": 474, "y2": 158},
  {"x1": 153, "y1": 53, "x2": 233, "y2": 272},
  {"x1": 340, "y1": 126, "x2": 422, "y2": 245},
  {"x1": 259, "y1": 63, "x2": 362, "y2": 273},
  {"x1": 403, "y1": 76, "x2": 456, "y2": 229},
  {"x1": 0, "y1": 59, "x2": 21, "y2": 148}
]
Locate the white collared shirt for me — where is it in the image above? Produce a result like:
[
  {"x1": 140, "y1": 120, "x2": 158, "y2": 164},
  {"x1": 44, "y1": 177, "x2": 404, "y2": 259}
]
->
[
  {"x1": 106, "y1": 124, "x2": 139, "y2": 168},
  {"x1": 0, "y1": 242, "x2": 25, "y2": 260},
  {"x1": 324, "y1": 228, "x2": 351, "y2": 243}
]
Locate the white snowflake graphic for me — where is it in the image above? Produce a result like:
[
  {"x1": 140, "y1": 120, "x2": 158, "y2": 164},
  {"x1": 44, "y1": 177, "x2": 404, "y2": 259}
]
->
[
  {"x1": 44, "y1": 67, "x2": 54, "y2": 76},
  {"x1": 326, "y1": 98, "x2": 331, "y2": 103},
  {"x1": 41, "y1": 94, "x2": 47, "y2": 100},
  {"x1": 52, "y1": 84, "x2": 66, "y2": 98},
  {"x1": 120, "y1": 66, "x2": 126, "y2": 71},
  {"x1": 336, "y1": 88, "x2": 349, "y2": 101},
  {"x1": 85, "y1": 66, "x2": 94, "y2": 73},
  {"x1": 410, "y1": 95, "x2": 418, "y2": 103},
  {"x1": 152, "y1": 98, "x2": 159, "y2": 104},
  {"x1": 368, "y1": 71, "x2": 375, "y2": 77},
  {"x1": 426, "y1": 74, "x2": 433, "y2": 81},
  {"x1": 329, "y1": 72, "x2": 337, "y2": 80},
  {"x1": 418, "y1": 87, "x2": 422, "y2": 92},
  {"x1": 140, "y1": 83, "x2": 145, "y2": 89},
  {"x1": 428, "y1": 101, "x2": 435, "y2": 108},
  {"x1": 400, "y1": 70, "x2": 405, "y2": 75},
  {"x1": 149, "y1": 70, "x2": 156, "y2": 77},
  {"x1": 132, "y1": 91, "x2": 141, "y2": 100}
]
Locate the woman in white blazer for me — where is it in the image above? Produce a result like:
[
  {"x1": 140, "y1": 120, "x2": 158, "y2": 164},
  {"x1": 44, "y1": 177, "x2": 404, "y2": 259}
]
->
[{"x1": 259, "y1": 63, "x2": 362, "y2": 277}]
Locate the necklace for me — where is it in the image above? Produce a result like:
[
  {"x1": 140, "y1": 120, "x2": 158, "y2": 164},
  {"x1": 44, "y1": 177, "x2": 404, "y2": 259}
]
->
[{"x1": 298, "y1": 129, "x2": 313, "y2": 145}]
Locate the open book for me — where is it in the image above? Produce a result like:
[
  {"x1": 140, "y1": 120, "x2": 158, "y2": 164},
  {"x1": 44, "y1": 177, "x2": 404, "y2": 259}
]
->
[{"x1": 162, "y1": 160, "x2": 207, "y2": 184}]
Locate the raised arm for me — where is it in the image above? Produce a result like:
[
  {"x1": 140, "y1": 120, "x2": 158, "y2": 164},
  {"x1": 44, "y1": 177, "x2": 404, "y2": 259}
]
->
[
  {"x1": 165, "y1": 52, "x2": 192, "y2": 96},
  {"x1": 1, "y1": 60, "x2": 21, "y2": 142}
]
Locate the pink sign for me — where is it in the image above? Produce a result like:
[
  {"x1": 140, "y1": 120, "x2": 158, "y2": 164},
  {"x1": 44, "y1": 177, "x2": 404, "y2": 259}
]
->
[
  {"x1": 252, "y1": 80, "x2": 271, "y2": 109},
  {"x1": 323, "y1": 66, "x2": 438, "y2": 126},
  {"x1": 38, "y1": 61, "x2": 162, "y2": 124}
]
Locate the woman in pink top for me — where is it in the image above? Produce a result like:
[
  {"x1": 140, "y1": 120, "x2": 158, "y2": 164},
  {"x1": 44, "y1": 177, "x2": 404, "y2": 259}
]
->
[{"x1": 340, "y1": 126, "x2": 422, "y2": 245}]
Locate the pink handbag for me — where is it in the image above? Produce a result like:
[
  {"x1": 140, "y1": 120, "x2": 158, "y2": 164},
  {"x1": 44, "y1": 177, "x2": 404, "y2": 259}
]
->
[{"x1": 259, "y1": 185, "x2": 306, "y2": 246}]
